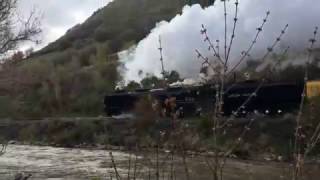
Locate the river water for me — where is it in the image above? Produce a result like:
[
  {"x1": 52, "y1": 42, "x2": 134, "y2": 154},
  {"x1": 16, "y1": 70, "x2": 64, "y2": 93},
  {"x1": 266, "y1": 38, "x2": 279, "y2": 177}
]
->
[
  {"x1": 1, "y1": 145, "x2": 320, "y2": 180},
  {"x1": 0, "y1": 145, "x2": 131, "y2": 180}
]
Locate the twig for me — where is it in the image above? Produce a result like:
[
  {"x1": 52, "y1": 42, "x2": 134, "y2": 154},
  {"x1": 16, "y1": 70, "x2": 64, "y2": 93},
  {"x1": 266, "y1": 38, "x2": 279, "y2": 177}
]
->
[
  {"x1": 260, "y1": 24, "x2": 289, "y2": 62},
  {"x1": 133, "y1": 152, "x2": 138, "y2": 180},
  {"x1": 226, "y1": 0, "x2": 239, "y2": 64},
  {"x1": 109, "y1": 152, "x2": 122, "y2": 180},
  {"x1": 301, "y1": 27, "x2": 319, "y2": 157},
  {"x1": 127, "y1": 154, "x2": 131, "y2": 180},
  {"x1": 223, "y1": 0, "x2": 228, "y2": 61},
  {"x1": 219, "y1": 79, "x2": 265, "y2": 129},
  {"x1": 228, "y1": 11, "x2": 271, "y2": 74},
  {"x1": 201, "y1": 24, "x2": 224, "y2": 65},
  {"x1": 170, "y1": 149, "x2": 174, "y2": 180},
  {"x1": 181, "y1": 147, "x2": 190, "y2": 180},
  {"x1": 156, "y1": 145, "x2": 160, "y2": 180},
  {"x1": 293, "y1": 26, "x2": 318, "y2": 180}
]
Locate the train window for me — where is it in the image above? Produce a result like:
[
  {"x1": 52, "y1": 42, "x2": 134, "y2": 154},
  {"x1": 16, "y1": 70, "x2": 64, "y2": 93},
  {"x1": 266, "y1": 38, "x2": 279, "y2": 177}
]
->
[{"x1": 185, "y1": 97, "x2": 195, "y2": 102}]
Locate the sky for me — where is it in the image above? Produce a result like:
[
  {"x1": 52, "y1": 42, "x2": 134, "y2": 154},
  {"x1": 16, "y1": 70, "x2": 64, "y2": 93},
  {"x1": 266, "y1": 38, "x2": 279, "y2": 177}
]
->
[{"x1": 18, "y1": 0, "x2": 111, "y2": 50}]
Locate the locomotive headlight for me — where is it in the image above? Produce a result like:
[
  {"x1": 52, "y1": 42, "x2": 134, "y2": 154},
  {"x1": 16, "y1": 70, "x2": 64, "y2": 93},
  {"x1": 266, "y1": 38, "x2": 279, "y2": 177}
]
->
[
  {"x1": 278, "y1": 109, "x2": 282, "y2": 114},
  {"x1": 265, "y1": 110, "x2": 270, "y2": 114}
]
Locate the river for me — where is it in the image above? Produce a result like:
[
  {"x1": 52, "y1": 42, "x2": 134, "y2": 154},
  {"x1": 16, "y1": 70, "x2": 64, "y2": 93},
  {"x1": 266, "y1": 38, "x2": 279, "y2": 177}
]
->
[
  {"x1": 0, "y1": 145, "x2": 131, "y2": 180},
  {"x1": 1, "y1": 145, "x2": 320, "y2": 180}
]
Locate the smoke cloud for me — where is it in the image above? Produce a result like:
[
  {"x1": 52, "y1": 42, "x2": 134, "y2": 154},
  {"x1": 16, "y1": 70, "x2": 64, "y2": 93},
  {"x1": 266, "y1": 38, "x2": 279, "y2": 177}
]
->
[{"x1": 121, "y1": 0, "x2": 320, "y2": 82}]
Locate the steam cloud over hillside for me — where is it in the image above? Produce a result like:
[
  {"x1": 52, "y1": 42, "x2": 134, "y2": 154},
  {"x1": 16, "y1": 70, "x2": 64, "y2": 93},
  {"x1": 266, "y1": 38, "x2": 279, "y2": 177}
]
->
[{"x1": 121, "y1": 0, "x2": 320, "y2": 82}]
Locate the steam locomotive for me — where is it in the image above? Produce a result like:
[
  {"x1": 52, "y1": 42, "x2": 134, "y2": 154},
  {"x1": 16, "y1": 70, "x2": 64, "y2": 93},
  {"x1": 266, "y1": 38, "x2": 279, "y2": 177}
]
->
[{"x1": 104, "y1": 80, "x2": 319, "y2": 117}]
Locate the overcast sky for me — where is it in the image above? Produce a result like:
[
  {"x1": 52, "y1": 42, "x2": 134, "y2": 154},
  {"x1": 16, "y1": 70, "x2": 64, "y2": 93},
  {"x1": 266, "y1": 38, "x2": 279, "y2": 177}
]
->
[{"x1": 18, "y1": 0, "x2": 111, "y2": 50}]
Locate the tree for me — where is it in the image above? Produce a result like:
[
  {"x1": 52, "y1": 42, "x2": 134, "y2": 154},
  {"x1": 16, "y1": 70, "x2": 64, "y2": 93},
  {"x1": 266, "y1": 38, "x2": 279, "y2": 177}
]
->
[
  {"x1": 140, "y1": 75, "x2": 162, "y2": 89},
  {"x1": 2, "y1": 50, "x2": 25, "y2": 67},
  {"x1": 0, "y1": 0, "x2": 41, "y2": 56},
  {"x1": 186, "y1": 0, "x2": 216, "y2": 8},
  {"x1": 126, "y1": 80, "x2": 141, "y2": 90},
  {"x1": 0, "y1": 0, "x2": 41, "y2": 156},
  {"x1": 165, "y1": 70, "x2": 182, "y2": 84}
]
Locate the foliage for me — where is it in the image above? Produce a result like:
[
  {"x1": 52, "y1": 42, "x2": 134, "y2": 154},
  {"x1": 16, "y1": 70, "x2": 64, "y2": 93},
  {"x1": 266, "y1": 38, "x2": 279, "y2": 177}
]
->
[
  {"x1": 196, "y1": 117, "x2": 214, "y2": 137},
  {"x1": 125, "y1": 81, "x2": 141, "y2": 90},
  {"x1": 0, "y1": 42, "x2": 121, "y2": 118},
  {"x1": 133, "y1": 96, "x2": 157, "y2": 136},
  {"x1": 140, "y1": 75, "x2": 163, "y2": 89},
  {"x1": 164, "y1": 70, "x2": 182, "y2": 84}
]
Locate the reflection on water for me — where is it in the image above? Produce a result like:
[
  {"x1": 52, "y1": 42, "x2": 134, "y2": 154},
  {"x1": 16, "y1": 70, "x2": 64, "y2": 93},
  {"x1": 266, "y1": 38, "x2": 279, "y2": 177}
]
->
[{"x1": 0, "y1": 145, "x2": 130, "y2": 180}]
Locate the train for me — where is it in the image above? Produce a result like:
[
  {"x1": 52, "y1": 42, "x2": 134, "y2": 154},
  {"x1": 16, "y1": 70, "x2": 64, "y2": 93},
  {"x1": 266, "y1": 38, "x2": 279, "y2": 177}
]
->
[{"x1": 104, "y1": 80, "x2": 320, "y2": 117}]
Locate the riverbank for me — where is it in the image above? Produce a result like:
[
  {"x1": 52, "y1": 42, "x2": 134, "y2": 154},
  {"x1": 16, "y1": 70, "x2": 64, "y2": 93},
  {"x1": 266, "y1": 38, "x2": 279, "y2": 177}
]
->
[{"x1": 0, "y1": 115, "x2": 319, "y2": 162}]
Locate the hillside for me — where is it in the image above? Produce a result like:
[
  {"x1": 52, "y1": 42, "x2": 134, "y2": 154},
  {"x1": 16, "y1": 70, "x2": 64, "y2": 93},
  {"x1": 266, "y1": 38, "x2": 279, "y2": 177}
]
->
[{"x1": 35, "y1": 0, "x2": 187, "y2": 56}]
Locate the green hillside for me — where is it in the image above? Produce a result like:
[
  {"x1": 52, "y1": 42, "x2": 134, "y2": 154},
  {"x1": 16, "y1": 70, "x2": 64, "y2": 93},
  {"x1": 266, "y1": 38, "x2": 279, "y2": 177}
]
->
[{"x1": 35, "y1": 0, "x2": 187, "y2": 56}]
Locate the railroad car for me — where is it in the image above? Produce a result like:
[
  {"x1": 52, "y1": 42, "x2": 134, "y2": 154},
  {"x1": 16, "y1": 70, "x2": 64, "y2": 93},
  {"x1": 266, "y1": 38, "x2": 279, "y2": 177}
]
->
[
  {"x1": 307, "y1": 80, "x2": 320, "y2": 98},
  {"x1": 104, "y1": 80, "x2": 319, "y2": 117}
]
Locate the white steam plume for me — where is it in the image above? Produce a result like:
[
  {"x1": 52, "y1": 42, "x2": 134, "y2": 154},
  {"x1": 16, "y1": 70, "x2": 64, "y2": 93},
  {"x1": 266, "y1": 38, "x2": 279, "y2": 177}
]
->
[{"x1": 121, "y1": 0, "x2": 320, "y2": 82}]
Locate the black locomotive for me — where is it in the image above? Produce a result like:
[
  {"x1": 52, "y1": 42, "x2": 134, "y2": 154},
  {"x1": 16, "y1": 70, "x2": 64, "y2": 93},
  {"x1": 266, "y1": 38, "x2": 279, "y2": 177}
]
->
[{"x1": 104, "y1": 81, "x2": 304, "y2": 117}]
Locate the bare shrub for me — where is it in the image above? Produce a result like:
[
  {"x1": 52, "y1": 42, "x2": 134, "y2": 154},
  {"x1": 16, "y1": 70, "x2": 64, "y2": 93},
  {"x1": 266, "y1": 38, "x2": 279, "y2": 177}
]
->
[
  {"x1": 133, "y1": 96, "x2": 158, "y2": 136},
  {"x1": 292, "y1": 27, "x2": 319, "y2": 180},
  {"x1": 0, "y1": 0, "x2": 41, "y2": 154}
]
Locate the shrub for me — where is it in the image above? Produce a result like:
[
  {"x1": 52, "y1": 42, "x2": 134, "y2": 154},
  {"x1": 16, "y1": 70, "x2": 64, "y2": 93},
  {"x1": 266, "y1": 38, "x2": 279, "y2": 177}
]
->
[
  {"x1": 133, "y1": 96, "x2": 157, "y2": 136},
  {"x1": 94, "y1": 27, "x2": 111, "y2": 42},
  {"x1": 196, "y1": 117, "x2": 214, "y2": 138}
]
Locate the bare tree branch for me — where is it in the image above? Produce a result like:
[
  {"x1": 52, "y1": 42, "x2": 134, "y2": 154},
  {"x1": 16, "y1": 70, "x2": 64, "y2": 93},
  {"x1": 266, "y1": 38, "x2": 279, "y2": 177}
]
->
[
  {"x1": 228, "y1": 11, "x2": 270, "y2": 74},
  {"x1": 0, "y1": 0, "x2": 41, "y2": 56}
]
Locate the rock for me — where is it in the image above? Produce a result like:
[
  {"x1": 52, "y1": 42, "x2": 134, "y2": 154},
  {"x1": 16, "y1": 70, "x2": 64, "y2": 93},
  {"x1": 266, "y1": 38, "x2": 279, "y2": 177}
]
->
[
  {"x1": 14, "y1": 173, "x2": 32, "y2": 180},
  {"x1": 264, "y1": 157, "x2": 272, "y2": 161},
  {"x1": 229, "y1": 154, "x2": 238, "y2": 159},
  {"x1": 8, "y1": 140, "x2": 17, "y2": 145}
]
